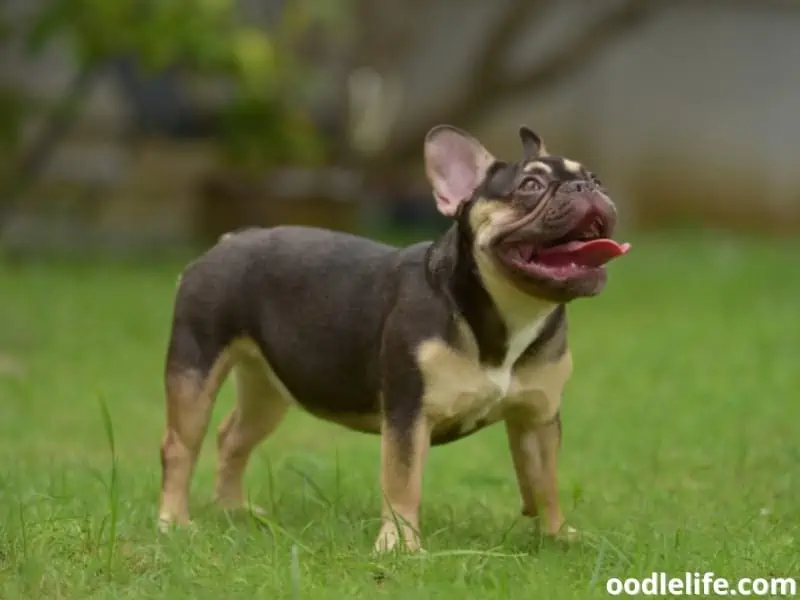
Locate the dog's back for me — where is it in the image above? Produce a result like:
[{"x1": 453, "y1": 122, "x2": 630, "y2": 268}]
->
[{"x1": 166, "y1": 226, "x2": 420, "y2": 413}]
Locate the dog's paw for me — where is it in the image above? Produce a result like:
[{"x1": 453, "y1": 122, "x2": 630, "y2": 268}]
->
[
  {"x1": 157, "y1": 518, "x2": 171, "y2": 534},
  {"x1": 543, "y1": 523, "x2": 579, "y2": 544},
  {"x1": 217, "y1": 498, "x2": 268, "y2": 518},
  {"x1": 157, "y1": 514, "x2": 195, "y2": 534},
  {"x1": 554, "y1": 524, "x2": 579, "y2": 542},
  {"x1": 373, "y1": 522, "x2": 423, "y2": 554},
  {"x1": 246, "y1": 504, "x2": 268, "y2": 518}
]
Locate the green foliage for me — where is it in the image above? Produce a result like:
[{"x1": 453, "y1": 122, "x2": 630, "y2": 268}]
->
[
  {"x1": 22, "y1": 0, "x2": 351, "y2": 165},
  {"x1": 27, "y1": 0, "x2": 250, "y2": 72},
  {"x1": 0, "y1": 14, "x2": 23, "y2": 162},
  {"x1": 0, "y1": 88, "x2": 24, "y2": 153},
  {"x1": 220, "y1": 95, "x2": 325, "y2": 165}
]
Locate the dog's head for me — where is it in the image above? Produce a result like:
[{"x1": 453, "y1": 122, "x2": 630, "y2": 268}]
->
[{"x1": 424, "y1": 125, "x2": 630, "y2": 302}]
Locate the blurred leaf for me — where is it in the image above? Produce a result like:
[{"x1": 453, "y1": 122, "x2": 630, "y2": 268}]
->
[
  {"x1": 281, "y1": 2, "x2": 311, "y2": 41},
  {"x1": 231, "y1": 28, "x2": 276, "y2": 97},
  {"x1": 0, "y1": 15, "x2": 10, "y2": 40},
  {"x1": 25, "y1": 0, "x2": 73, "y2": 54},
  {"x1": 0, "y1": 88, "x2": 24, "y2": 152},
  {"x1": 196, "y1": 0, "x2": 233, "y2": 18}
]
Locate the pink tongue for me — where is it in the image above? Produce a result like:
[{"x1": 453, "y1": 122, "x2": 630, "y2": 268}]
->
[{"x1": 536, "y1": 239, "x2": 631, "y2": 267}]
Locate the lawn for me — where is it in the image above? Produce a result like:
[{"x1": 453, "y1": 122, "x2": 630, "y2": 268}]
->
[{"x1": 0, "y1": 230, "x2": 798, "y2": 599}]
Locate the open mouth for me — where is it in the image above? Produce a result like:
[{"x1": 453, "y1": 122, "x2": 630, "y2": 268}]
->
[{"x1": 499, "y1": 211, "x2": 631, "y2": 279}]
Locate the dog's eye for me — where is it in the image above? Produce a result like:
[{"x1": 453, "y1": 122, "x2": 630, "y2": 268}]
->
[{"x1": 519, "y1": 177, "x2": 544, "y2": 193}]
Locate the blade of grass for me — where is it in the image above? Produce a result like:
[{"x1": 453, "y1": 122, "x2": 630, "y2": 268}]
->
[{"x1": 97, "y1": 396, "x2": 119, "y2": 580}]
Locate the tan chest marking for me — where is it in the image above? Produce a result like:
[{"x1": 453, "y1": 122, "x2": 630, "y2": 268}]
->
[{"x1": 415, "y1": 322, "x2": 572, "y2": 435}]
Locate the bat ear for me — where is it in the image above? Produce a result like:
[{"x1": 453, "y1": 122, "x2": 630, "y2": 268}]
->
[
  {"x1": 519, "y1": 126, "x2": 547, "y2": 159},
  {"x1": 424, "y1": 125, "x2": 496, "y2": 217}
]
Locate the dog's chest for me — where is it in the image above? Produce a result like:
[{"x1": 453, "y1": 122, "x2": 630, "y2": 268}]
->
[{"x1": 416, "y1": 316, "x2": 571, "y2": 435}]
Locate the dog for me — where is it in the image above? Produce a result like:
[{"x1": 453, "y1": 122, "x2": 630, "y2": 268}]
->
[{"x1": 157, "y1": 124, "x2": 630, "y2": 552}]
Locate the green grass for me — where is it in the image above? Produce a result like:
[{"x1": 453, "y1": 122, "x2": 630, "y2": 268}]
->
[{"x1": 0, "y1": 231, "x2": 798, "y2": 599}]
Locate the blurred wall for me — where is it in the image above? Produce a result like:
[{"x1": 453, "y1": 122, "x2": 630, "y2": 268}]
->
[
  {"x1": 2, "y1": 1, "x2": 799, "y2": 251},
  {"x1": 470, "y1": 3, "x2": 800, "y2": 233}
]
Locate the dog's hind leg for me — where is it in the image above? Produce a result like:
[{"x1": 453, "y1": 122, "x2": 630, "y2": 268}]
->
[
  {"x1": 214, "y1": 354, "x2": 289, "y2": 511},
  {"x1": 158, "y1": 342, "x2": 232, "y2": 531}
]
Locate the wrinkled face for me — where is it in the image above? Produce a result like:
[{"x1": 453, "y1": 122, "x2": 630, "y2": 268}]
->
[{"x1": 425, "y1": 125, "x2": 629, "y2": 302}]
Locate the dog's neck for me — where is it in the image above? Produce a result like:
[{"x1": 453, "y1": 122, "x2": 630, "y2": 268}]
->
[{"x1": 426, "y1": 222, "x2": 557, "y2": 367}]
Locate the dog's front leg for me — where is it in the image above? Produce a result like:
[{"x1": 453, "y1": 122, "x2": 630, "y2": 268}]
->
[
  {"x1": 374, "y1": 412, "x2": 430, "y2": 553},
  {"x1": 505, "y1": 411, "x2": 575, "y2": 540}
]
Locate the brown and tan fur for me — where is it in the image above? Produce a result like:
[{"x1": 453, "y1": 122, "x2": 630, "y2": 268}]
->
[{"x1": 158, "y1": 124, "x2": 622, "y2": 552}]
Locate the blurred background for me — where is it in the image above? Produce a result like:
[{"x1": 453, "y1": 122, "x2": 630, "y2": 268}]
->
[{"x1": 1, "y1": 0, "x2": 799, "y2": 257}]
